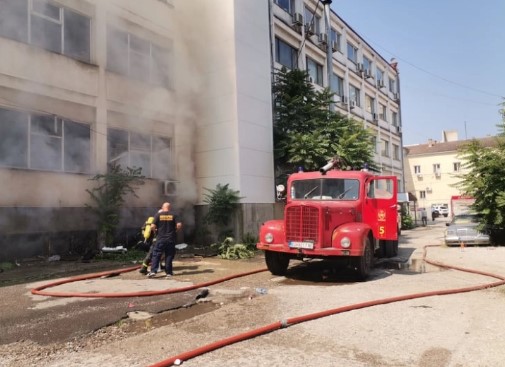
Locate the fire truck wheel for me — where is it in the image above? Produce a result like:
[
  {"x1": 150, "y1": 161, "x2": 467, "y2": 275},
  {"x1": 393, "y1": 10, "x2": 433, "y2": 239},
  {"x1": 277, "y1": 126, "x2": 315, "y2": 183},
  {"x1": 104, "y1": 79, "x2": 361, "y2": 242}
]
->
[
  {"x1": 265, "y1": 251, "x2": 290, "y2": 276},
  {"x1": 355, "y1": 238, "x2": 373, "y2": 281}
]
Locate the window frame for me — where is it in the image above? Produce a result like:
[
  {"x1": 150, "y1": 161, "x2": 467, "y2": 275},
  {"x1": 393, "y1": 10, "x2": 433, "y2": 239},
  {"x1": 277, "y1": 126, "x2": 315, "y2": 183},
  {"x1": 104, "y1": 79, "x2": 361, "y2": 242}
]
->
[
  {"x1": 107, "y1": 27, "x2": 171, "y2": 88},
  {"x1": 107, "y1": 128, "x2": 173, "y2": 179},
  {"x1": 306, "y1": 57, "x2": 323, "y2": 86},
  {"x1": 0, "y1": 0, "x2": 92, "y2": 62},
  {"x1": 0, "y1": 107, "x2": 91, "y2": 173},
  {"x1": 349, "y1": 84, "x2": 361, "y2": 106},
  {"x1": 347, "y1": 42, "x2": 358, "y2": 63},
  {"x1": 275, "y1": 37, "x2": 297, "y2": 70}
]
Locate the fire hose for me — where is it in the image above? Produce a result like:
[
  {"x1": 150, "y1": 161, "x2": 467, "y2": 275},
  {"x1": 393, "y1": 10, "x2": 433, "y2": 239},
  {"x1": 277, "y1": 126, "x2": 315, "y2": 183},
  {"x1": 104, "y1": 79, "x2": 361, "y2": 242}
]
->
[{"x1": 30, "y1": 245, "x2": 505, "y2": 367}]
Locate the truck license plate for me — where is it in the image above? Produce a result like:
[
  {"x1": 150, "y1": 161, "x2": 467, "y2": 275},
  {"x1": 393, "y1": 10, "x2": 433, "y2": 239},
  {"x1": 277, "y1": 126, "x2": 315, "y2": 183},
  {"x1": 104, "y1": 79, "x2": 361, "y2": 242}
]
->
[{"x1": 289, "y1": 241, "x2": 314, "y2": 249}]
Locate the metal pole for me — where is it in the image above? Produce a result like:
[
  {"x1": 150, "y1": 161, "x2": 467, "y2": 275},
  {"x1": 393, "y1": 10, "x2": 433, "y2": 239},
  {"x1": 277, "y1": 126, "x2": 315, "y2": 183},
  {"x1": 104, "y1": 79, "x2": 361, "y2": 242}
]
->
[{"x1": 322, "y1": 0, "x2": 333, "y2": 111}]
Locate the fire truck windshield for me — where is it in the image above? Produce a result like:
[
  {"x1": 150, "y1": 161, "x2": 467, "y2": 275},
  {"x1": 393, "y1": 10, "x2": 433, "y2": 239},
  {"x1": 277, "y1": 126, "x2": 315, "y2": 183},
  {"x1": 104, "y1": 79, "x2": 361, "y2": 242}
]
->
[{"x1": 292, "y1": 178, "x2": 359, "y2": 200}]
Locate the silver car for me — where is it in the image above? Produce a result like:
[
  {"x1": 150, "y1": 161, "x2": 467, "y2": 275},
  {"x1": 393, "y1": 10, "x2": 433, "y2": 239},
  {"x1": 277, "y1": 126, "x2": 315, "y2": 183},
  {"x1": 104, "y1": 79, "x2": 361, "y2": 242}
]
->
[{"x1": 444, "y1": 214, "x2": 490, "y2": 246}]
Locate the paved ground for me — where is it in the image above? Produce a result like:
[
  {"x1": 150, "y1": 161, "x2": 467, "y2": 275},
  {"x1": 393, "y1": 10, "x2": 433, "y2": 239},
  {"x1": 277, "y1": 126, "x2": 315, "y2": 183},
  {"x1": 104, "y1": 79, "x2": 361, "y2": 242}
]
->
[{"x1": 1, "y1": 217, "x2": 505, "y2": 367}]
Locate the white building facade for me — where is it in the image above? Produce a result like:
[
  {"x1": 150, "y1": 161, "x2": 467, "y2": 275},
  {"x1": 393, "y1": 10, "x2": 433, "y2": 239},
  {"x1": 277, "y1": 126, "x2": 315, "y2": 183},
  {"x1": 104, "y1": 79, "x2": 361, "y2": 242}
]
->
[{"x1": 0, "y1": 0, "x2": 403, "y2": 260}]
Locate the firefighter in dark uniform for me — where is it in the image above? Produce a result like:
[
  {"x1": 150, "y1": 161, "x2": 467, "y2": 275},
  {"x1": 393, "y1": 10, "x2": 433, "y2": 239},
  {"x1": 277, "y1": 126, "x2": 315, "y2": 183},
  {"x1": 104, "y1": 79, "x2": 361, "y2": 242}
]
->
[{"x1": 147, "y1": 202, "x2": 182, "y2": 278}]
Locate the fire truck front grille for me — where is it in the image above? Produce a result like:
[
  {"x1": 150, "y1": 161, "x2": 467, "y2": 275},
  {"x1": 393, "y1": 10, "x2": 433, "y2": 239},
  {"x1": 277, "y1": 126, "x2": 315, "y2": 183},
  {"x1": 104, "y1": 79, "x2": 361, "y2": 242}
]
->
[{"x1": 286, "y1": 206, "x2": 319, "y2": 243}]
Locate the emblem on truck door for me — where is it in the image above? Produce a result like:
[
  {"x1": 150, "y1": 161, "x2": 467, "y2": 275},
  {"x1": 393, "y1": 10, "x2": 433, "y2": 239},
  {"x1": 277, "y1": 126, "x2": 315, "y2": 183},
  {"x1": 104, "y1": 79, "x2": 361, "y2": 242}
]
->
[{"x1": 377, "y1": 209, "x2": 386, "y2": 222}]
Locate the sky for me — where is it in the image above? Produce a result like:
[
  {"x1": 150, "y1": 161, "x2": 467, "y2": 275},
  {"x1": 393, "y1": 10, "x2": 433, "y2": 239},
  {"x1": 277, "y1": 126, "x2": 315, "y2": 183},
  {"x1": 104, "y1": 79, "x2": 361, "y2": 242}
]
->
[{"x1": 331, "y1": 0, "x2": 505, "y2": 146}]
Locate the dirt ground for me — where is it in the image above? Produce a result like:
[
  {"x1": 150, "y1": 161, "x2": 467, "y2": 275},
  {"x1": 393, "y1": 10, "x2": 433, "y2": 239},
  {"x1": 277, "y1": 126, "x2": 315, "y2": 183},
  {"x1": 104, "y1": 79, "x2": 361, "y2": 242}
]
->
[{"x1": 1, "y1": 220, "x2": 505, "y2": 367}]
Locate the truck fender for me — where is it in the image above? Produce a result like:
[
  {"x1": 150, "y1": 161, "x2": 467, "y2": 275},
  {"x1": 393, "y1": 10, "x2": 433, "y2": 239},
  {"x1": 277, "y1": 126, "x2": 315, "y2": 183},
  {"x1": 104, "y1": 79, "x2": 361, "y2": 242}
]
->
[
  {"x1": 257, "y1": 219, "x2": 285, "y2": 246},
  {"x1": 331, "y1": 222, "x2": 373, "y2": 255}
]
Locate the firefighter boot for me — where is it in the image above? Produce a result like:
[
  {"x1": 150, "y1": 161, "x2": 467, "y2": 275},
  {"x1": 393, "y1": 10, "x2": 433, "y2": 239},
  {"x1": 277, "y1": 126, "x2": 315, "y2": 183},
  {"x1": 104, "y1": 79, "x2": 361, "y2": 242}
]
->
[{"x1": 139, "y1": 263, "x2": 149, "y2": 274}]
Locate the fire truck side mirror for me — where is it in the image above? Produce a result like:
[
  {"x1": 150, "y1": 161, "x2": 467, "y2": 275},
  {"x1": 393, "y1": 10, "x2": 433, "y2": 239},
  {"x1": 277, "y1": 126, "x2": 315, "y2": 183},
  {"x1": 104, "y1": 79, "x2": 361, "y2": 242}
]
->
[{"x1": 276, "y1": 184, "x2": 286, "y2": 201}]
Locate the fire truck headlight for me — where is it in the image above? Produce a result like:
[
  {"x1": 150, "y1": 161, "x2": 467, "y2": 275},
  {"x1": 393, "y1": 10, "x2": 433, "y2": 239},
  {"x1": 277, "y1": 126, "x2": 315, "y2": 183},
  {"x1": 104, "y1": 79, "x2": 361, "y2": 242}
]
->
[
  {"x1": 265, "y1": 233, "x2": 274, "y2": 244},
  {"x1": 340, "y1": 237, "x2": 351, "y2": 248}
]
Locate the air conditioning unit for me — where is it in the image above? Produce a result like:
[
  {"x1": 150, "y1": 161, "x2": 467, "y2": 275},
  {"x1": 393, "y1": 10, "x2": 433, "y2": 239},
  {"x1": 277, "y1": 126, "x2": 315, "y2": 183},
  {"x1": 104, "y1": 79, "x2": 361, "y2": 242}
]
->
[
  {"x1": 162, "y1": 180, "x2": 177, "y2": 196},
  {"x1": 417, "y1": 173, "x2": 422, "y2": 179},
  {"x1": 318, "y1": 33, "x2": 328, "y2": 45},
  {"x1": 304, "y1": 23, "x2": 315, "y2": 36},
  {"x1": 435, "y1": 172, "x2": 441, "y2": 177},
  {"x1": 350, "y1": 100, "x2": 357, "y2": 109},
  {"x1": 356, "y1": 63, "x2": 364, "y2": 73},
  {"x1": 292, "y1": 12, "x2": 303, "y2": 26},
  {"x1": 331, "y1": 41, "x2": 338, "y2": 52},
  {"x1": 396, "y1": 125, "x2": 402, "y2": 134},
  {"x1": 364, "y1": 69, "x2": 372, "y2": 79},
  {"x1": 377, "y1": 79, "x2": 385, "y2": 88},
  {"x1": 426, "y1": 187, "x2": 432, "y2": 192},
  {"x1": 372, "y1": 113, "x2": 378, "y2": 121}
]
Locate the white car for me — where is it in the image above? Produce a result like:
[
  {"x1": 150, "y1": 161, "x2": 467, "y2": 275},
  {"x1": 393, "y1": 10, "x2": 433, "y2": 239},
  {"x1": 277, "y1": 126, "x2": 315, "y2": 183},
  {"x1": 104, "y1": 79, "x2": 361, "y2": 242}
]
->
[{"x1": 432, "y1": 204, "x2": 449, "y2": 217}]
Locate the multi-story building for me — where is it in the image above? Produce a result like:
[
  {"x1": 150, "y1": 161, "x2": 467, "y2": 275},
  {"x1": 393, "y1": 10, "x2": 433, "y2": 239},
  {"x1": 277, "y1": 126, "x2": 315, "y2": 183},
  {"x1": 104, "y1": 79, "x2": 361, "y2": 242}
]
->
[
  {"x1": 404, "y1": 131, "x2": 496, "y2": 216},
  {"x1": 271, "y1": 0, "x2": 404, "y2": 182},
  {"x1": 0, "y1": 0, "x2": 403, "y2": 260}
]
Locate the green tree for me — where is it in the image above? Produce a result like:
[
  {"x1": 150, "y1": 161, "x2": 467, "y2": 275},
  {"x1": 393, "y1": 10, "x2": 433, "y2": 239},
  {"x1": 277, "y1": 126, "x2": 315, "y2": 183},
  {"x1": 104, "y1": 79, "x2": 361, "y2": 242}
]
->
[
  {"x1": 273, "y1": 68, "x2": 376, "y2": 173},
  {"x1": 203, "y1": 183, "x2": 242, "y2": 240},
  {"x1": 456, "y1": 100, "x2": 505, "y2": 242},
  {"x1": 86, "y1": 164, "x2": 145, "y2": 248}
]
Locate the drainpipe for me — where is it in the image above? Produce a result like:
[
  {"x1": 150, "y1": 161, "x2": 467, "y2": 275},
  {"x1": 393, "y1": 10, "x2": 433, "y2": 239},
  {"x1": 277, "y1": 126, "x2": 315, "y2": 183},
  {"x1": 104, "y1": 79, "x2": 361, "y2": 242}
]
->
[{"x1": 322, "y1": 0, "x2": 333, "y2": 111}]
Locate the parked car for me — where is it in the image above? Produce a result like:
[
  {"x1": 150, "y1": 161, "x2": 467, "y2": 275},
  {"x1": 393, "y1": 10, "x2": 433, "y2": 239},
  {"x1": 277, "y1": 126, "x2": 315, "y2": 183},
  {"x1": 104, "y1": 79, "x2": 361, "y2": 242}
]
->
[
  {"x1": 444, "y1": 213, "x2": 490, "y2": 246},
  {"x1": 432, "y1": 204, "x2": 449, "y2": 217}
]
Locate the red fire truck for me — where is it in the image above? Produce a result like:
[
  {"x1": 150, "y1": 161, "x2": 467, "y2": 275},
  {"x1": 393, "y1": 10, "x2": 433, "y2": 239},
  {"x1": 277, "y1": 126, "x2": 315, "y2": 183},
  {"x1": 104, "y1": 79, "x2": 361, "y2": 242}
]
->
[{"x1": 257, "y1": 160, "x2": 399, "y2": 280}]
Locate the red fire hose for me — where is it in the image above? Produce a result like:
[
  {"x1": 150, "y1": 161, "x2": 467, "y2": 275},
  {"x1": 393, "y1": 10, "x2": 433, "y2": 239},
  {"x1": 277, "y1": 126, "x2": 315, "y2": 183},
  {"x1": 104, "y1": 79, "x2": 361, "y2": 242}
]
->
[
  {"x1": 31, "y1": 266, "x2": 267, "y2": 298},
  {"x1": 29, "y1": 246, "x2": 505, "y2": 367},
  {"x1": 147, "y1": 245, "x2": 505, "y2": 367}
]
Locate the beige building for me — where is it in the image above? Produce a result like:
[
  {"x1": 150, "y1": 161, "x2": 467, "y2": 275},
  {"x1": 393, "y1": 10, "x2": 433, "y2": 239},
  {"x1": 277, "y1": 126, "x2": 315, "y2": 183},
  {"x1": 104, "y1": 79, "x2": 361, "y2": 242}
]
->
[
  {"x1": 0, "y1": 0, "x2": 403, "y2": 260},
  {"x1": 404, "y1": 131, "x2": 496, "y2": 216}
]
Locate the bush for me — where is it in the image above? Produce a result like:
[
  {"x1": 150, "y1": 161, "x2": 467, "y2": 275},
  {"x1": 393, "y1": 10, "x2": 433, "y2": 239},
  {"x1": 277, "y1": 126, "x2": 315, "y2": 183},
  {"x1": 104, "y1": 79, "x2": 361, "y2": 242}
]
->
[
  {"x1": 211, "y1": 237, "x2": 256, "y2": 260},
  {"x1": 402, "y1": 214, "x2": 414, "y2": 230}
]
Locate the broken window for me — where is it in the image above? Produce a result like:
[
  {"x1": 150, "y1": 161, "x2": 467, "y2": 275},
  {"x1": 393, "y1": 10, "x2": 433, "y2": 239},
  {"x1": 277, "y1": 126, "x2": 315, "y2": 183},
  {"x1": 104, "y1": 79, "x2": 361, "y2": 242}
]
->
[
  {"x1": 0, "y1": 0, "x2": 90, "y2": 62},
  {"x1": 107, "y1": 128, "x2": 172, "y2": 179},
  {"x1": 0, "y1": 107, "x2": 91, "y2": 173}
]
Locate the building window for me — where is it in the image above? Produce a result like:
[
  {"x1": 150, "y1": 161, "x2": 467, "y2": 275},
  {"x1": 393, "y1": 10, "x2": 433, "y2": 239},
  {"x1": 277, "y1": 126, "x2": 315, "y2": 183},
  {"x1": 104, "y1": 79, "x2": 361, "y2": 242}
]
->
[
  {"x1": 330, "y1": 28, "x2": 341, "y2": 51},
  {"x1": 108, "y1": 128, "x2": 172, "y2": 179},
  {"x1": 275, "y1": 0, "x2": 294, "y2": 14},
  {"x1": 306, "y1": 57, "x2": 323, "y2": 86},
  {"x1": 330, "y1": 73, "x2": 343, "y2": 96},
  {"x1": 453, "y1": 162, "x2": 461, "y2": 172},
  {"x1": 363, "y1": 56, "x2": 372, "y2": 76},
  {"x1": 420, "y1": 190, "x2": 426, "y2": 199},
  {"x1": 392, "y1": 111, "x2": 398, "y2": 126},
  {"x1": 275, "y1": 37, "x2": 297, "y2": 70},
  {"x1": 393, "y1": 144, "x2": 400, "y2": 160},
  {"x1": 349, "y1": 84, "x2": 360, "y2": 106},
  {"x1": 0, "y1": 0, "x2": 91, "y2": 62},
  {"x1": 414, "y1": 165, "x2": 421, "y2": 174},
  {"x1": 376, "y1": 68, "x2": 384, "y2": 86},
  {"x1": 304, "y1": 7, "x2": 320, "y2": 34},
  {"x1": 365, "y1": 95, "x2": 375, "y2": 114},
  {"x1": 379, "y1": 103, "x2": 387, "y2": 121},
  {"x1": 389, "y1": 77, "x2": 396, "y2": 93},
  {"x1": 433, "y1": 163, "x2": 440, "y2": 173},
  {"x1": 347, "y1": 42, "x2": 358, "y2": 63},
  {"x1": 107, "y1": 27, "x2": 171, "y2": 88},
  {"x1": 0, "y1": 107, "x2": 90, "y2": 173},
  {"x1": 381, "y1": 139, "x2": 389, "y2": 157}
]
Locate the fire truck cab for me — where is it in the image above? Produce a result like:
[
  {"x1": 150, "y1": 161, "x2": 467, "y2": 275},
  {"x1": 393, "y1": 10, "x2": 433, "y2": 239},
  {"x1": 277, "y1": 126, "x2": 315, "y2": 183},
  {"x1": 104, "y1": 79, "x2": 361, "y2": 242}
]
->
[{"x1": 257, "y1": 164, "x2": 398, "y2": 280}]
